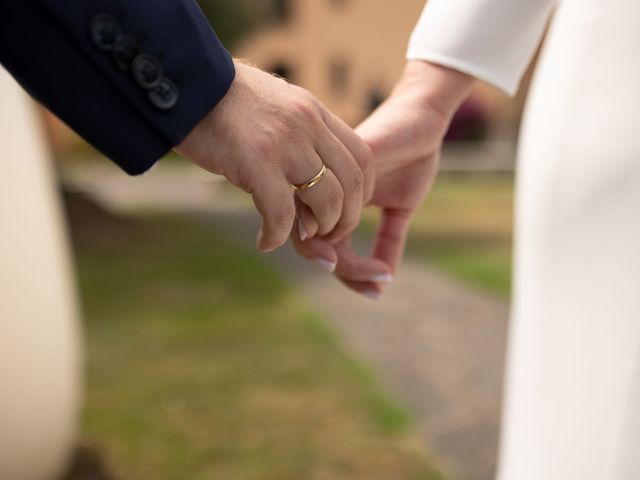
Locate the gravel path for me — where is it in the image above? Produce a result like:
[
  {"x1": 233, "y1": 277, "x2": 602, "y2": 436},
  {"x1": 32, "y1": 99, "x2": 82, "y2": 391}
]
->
[{"x1": 197, "y1": 210, "x2": 509, "y2": 480}]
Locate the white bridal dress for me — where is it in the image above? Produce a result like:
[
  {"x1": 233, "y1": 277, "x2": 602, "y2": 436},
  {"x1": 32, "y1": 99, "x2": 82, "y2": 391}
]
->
[
  {"x1": 408, "y1": 0, "x2": 640, "y2": 478},
  {"x1": 0, "y1": 67, "x2": 81, "y2": 479}
]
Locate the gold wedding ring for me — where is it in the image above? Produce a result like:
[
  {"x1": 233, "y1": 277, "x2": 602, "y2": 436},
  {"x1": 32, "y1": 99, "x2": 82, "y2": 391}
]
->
[{"x1": 293, "y1": 164, "x2": 327, "y2": 192}]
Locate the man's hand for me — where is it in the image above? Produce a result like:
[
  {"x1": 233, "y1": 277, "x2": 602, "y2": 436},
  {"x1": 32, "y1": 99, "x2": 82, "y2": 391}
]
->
[
  {"x1": 175, "y1": 61, "x2": 372, "y2": 252},
  {"x1": 291, "y1": 61, "x2": 475, "y2": 297}
]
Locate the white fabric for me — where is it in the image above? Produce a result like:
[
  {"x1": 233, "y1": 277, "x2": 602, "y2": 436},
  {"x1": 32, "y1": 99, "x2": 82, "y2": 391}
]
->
[
  {"x1": 409, "y1": 1, "x2": 640, "y2": 479},
  {"x1": 0, "y1": 68, "x2": 81, "y2": 480},
  {"x1": 407, "y1": 0, "x2": 555, "y2": 95}
]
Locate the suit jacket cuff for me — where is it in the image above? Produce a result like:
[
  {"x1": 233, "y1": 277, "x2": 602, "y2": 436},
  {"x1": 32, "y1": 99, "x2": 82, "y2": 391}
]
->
[{"x1": 0, "y1": 0, "x2": 236, "y2": 175}]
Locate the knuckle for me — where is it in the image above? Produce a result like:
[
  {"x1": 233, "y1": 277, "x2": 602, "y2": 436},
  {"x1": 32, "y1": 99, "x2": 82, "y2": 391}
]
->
[
  {"x1": 362, "y1": 142, "x2": 374, "y2": 163},
  {"x1": 362, "y1": 151, "x2": 374, "y2": 174},
  {"x1": 253, "y1": 133, "x2": 279, "y2": 155},
  {"x1": 355, "y1": 144, "x2": 373, "y2": 173},
  {"x1": 326, "y1": 189, "x2": 343, "y2": 214},
  {"x1": 379, "y1": 226, "x2": 403, "y2": 244},
  {"x1": 350, "y1": 166, "x2": 364, "y2": 193},
  {"x1": 229, "y1": 170, "x2": 254, "y2": 193},
  {"x1": 326, "y1": 221, "x2": 353, "y2": 243},
  {"x1": 329, "y1": 224, "x2": 348, "y2": 239},
  {"x1": 340, "y1": 212, "x2": 358, "y2": 232},
  {"x1": 272, "y1": 203, "x2": 295, "y2": 231},
  {"x1": 293, "y1": 100, "x2": 319, "y2": 122}
]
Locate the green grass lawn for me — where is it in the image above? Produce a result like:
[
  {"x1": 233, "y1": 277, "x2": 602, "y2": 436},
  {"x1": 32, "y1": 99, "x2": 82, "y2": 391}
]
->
[
  {"x1": 408, "y1": 174, "x2": 514, "y2": 298},
  {"x1": 365, "y1": 173, "x2": 514, "y2": 298},
  {"x1": 67, "y1": 194, "x2": 442, "y2": 480}
]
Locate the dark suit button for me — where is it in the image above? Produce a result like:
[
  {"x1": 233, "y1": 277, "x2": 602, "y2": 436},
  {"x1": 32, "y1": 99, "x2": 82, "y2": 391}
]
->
[
  {"x1": 112, "y1": 35, "x2": 140, "y2": 72},
  {"x1": 89, "y1": 14, "x2": 122, "y2": 51},
  {"x1": 148, "y1": 78, "x2": 179, "y2": 110},
  {"x1": 132, "y1": 54, "x2": 164, "y2": 89}
]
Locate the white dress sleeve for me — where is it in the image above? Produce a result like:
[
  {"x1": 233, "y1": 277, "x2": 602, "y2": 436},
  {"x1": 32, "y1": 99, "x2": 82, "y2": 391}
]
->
[{"x1": 406, "y1": 0, "x2": 556, "y2": 95}]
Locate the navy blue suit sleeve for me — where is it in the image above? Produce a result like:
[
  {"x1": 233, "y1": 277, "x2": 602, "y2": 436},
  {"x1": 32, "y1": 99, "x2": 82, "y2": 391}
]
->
[{"x1": 0, "y1": 0, "x2": 235, "y2": 175}]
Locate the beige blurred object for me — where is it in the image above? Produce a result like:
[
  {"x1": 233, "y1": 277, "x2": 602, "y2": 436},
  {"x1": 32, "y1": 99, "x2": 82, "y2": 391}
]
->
[
  {"x1": 41, "y1": 110, "x2": 85, "y2": 159},
  {"x1": 0, "y1": 67, "x2": 81, "y2": 480},
  {"x1": 235, "y1": 0, "x2": 518, "y2": 134}
]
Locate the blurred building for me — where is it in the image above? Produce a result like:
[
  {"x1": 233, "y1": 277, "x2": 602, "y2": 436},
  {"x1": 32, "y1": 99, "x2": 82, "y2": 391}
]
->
[
  {"x1": 234, "y1": 0, "x2": 527, "y2": 141},
  {"x1": 235, "y1": 0, "x2": 426, "y2": 125}
]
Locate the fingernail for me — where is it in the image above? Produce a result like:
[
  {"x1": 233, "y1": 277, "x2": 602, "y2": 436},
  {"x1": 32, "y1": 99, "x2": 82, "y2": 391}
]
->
[
  {"x1": 362, "y1": 289, "x2": 382, "y2": 301},
  {"x1": 315, "y1": 258, "x2": 336, "y2": 273},
  {"x1": 298, "y1": 218, "x2": 308, "y2": 241},
  {"x1": 369, "y1": 273, "x2": 394, "y2": 284}
]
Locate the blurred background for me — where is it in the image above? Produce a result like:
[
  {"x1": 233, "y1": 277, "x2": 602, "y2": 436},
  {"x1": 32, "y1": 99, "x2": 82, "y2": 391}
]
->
[{"x1": 8, "y1": 1, "x2": 536, "y2": 479}]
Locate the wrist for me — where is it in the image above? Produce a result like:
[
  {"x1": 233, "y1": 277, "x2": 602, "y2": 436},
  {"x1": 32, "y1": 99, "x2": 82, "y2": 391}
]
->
[{"x1": 395, "y1": 60, "x2": 476, "y2": 122}]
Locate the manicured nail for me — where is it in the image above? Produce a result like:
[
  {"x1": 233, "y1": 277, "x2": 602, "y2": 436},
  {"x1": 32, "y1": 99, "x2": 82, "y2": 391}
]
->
[
  {"x1": 298, "y1": 218, "x2": 308, "y2": 241},
  {"x1": 362, "y1": 289, "x2": 382, "y2": 301},
  {"x1": 369, "y1": 273, "x2": 394, "y2": 284},
  {"x1": 315, "y1": 258, "x2": 336, "y2": 273}
]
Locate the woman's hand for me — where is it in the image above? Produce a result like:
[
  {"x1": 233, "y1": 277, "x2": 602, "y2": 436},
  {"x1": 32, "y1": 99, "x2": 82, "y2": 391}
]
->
[
  {"x1": 175, "y1": 61, "x2": 372, "y2": 252},
  {"x1": 291, "y1": 61, "x2": 475, "y2": 297}
]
